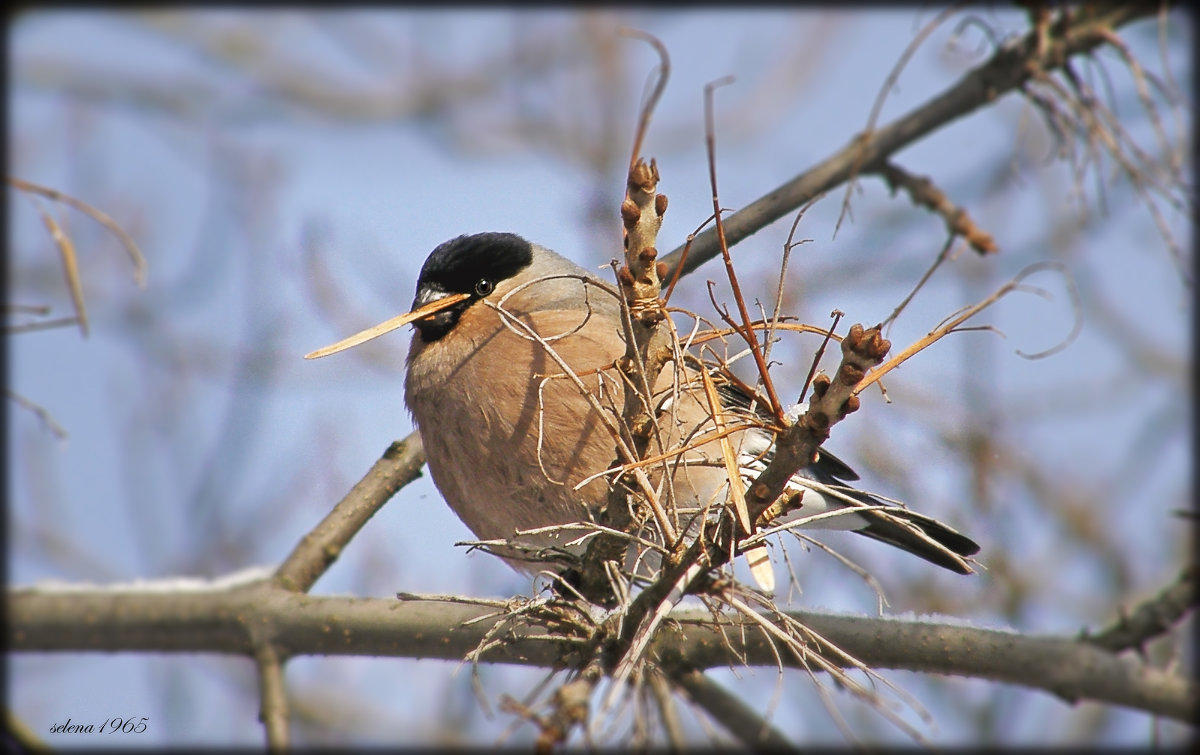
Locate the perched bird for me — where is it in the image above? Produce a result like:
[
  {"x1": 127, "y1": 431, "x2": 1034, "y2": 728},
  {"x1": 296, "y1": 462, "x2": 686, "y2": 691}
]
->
[{"x1": 307, "y1": 232, "x2": 979, "y2": 587}]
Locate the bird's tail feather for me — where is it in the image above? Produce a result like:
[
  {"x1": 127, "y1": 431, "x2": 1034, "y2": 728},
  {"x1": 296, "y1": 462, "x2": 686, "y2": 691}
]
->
[{"x1": 854, "y1": 508, "x2": 980, "y2": 574}]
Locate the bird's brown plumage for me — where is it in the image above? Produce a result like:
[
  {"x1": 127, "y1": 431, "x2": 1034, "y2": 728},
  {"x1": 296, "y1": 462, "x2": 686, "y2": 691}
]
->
[{"x1": 393, "y1": 235, "x2": 981, "y2": 579}]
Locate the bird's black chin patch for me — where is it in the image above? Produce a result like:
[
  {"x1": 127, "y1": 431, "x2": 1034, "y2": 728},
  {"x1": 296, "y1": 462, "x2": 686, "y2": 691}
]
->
[{"x1": 412, "y1": 308, "x2": 463, "y2": 343}]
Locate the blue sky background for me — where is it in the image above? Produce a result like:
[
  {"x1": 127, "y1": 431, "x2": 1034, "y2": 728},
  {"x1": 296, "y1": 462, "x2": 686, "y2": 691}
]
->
[{"x1": 8, "y1": 9, "x2": 1191, "y2": 747}]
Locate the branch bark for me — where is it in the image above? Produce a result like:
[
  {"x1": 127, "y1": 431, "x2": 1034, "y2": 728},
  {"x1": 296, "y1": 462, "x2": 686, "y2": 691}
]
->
[{"x1": 8, "y1": 580, "x2": 1194, "y2": 724}]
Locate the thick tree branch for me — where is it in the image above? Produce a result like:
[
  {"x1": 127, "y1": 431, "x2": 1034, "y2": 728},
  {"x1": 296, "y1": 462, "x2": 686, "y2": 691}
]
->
[{"x1": 8, "y1": 582, "x2": 1194, "y2": 724}]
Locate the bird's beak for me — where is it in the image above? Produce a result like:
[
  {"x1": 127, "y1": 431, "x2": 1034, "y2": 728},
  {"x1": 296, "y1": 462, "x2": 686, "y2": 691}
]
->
[{"x1": 304, "y1": 291, "x2": 471, "y2": 359}]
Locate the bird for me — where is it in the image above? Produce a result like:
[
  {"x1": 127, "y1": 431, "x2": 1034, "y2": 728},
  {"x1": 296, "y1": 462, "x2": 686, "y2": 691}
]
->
[{"x1": 306, "y1": 232, "x2": 980, "y2": 589}]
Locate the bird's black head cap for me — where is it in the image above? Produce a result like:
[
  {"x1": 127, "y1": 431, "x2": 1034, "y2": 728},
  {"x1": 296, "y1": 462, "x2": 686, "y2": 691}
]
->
[{"x1": 411, "y1": 232, "x2": 534, "y2": 342}]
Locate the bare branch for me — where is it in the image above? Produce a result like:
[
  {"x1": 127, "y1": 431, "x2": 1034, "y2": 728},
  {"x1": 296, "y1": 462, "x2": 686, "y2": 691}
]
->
[
  {"x1": 10, "y1": 176, "x2": 148, "y2": 288},
  {"x1": 660, "y1": 3, "x2": 1160, "y2": 279},
  {"x1": 272, "y1": 434, "x2": 426, "y2": 594},
  {"x1": 703, "y1": 75, "x2": 785, "y2": 426},
  {"x1": 254, "y1": 643, "x2": 290, "y2": 749},
  {"x1": 8, "y1": 584, "x2": 1195, "y2": 723},
  {"x1": 618, "y1": 28, "x2": 670, "y2": 171},
  {"x1": 1084, "y1": 564, "x2": 1197, "y2": 654},
  {"x1": 670, "y1": 667, "x2": 796, "y2": 749},
  {"x1": 875, "y1": 161, "x2": 998, "y2": 254},
  {"x1": 27, "y1": 195, "x2": 89, "y2": 337},
  {"x1": 6, "y1": 388, "x2": 69, "y2": 440},
  {"x1": 854, "y1": 261, "x2": 1080, "y2": 396}
]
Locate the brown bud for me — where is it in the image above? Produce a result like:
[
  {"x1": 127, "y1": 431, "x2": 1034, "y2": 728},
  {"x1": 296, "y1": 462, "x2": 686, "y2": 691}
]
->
[
  {"x1": 811, "y1": 374, "x2": 831, "y2": 398},
  {"x1": 656, "y1": 261, "x2": 669, "y2": 281},
  {"x1": 838, "y1": 363, "x2": 864, "y2": 386},
  {"x1": 617, "y1": 265, "x2": 636, "y2": 288},
  {"x1": 655, "y1": 193, "x2": 668, "y2": 217},
  {"x1": 841, "y1": 395, "x2": 861, "y2": 416},
  {"x1": 845, "y1": 323, "x2": 864, "y2": 345},
  {"x1": 621, "y1": 199, "x2": 640, "y2": 228},
  {"x1": 638, "y1": 246, "x2": 658, "y2": 264},
  {"x1": 628, "y1": 158, "x2": 659, "y2": 193},
  {"x1": 862, "y1": 326, "x2": 888, "y2": 359},
  {"x1": 874, "y1": 336, "x2": 891, "y2": 360}
]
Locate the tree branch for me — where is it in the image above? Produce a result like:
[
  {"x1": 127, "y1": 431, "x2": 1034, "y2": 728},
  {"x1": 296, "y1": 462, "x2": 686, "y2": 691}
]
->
[
  {"x1": 874, "y1": 160, "x2": 997, "y2": 254},
  {"x1": 670, "y1": 667, "x2": 796, "y2": 749},
  {"x1": 1083, "y1": 563, "x2": 1197, "y2": 654},
  {"x1": 659, "y1": 2, "x2": 1159, "y2": 279},
  {"x1": 254, "y1": 643, "x2": 290, "y2": 749},
  {"x1": 9, "y1": 580, "x2": 1194, "y2": 724},
  {"x1": 272, "y1": 433, "x2": 425, "y2": 593}
]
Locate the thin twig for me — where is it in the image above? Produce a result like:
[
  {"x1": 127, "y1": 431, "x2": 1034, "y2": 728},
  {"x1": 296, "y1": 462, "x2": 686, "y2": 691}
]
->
[
  {"x1": 254, "y1": 643, "x2": 290, "y2": 750},
  {"x1": 6, "y1": 388, "x2": 69, "y2": 440},
  {"x1": 10, "y1": 176, "x2": 148, "y2": 287},
  {"x1": 875, "y1": 161, "x2": 998, "y2": 255},
  {"x1": 27, "y1": 195, "x2": 89, "y2": 338},
  {"x1": 618, "y1": 28, "x2": 670, "y2": 171},
  {"x1": 703, "y1": 76, "x2": 785, "y2": 426},
  {"x1": 854, "y1": 261, "x2": 1080, "y2": 396},
  {"x1": 836, "y1": 3, "x2": 966, "y2": 236}
]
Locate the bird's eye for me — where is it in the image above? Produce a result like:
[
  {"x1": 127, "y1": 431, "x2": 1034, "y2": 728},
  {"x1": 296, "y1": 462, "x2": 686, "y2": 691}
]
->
[{"x1": 474, "y1": 279, "x2": 494, "y2": 297}]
